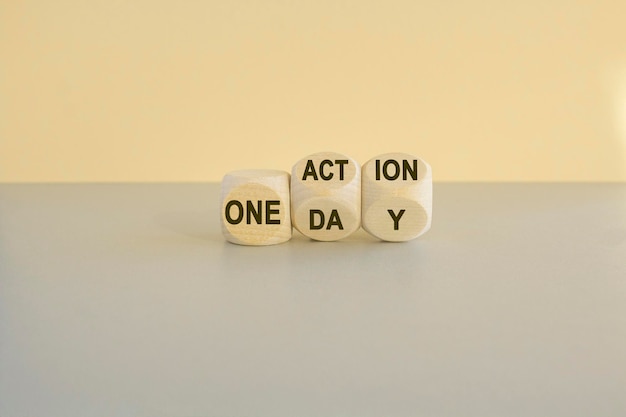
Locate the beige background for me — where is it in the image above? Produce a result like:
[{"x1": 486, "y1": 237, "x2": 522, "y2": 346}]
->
[{"x1": 1, "y1": 0, "x2": 625, "y2": 182}]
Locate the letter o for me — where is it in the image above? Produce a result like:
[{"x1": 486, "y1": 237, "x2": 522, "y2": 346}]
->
[
  {"x1": 225, "y1": 200, "x2": 244, "y2": 224},
  {"x1": 383, "y1": 160, "x2": 400, "y2": 180}
]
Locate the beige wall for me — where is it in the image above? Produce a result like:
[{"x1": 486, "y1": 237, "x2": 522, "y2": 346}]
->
[{"x1": 1, "y1": 0, "x2": 625, "y2": 182}]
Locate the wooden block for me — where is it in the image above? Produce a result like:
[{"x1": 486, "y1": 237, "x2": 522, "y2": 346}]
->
[
  {"x1": 221, "y1": 169, "x2": 292, "y2": 245},
  {"x1": 362, "y1": 153, "x2": 432, "y2": 241},
  {"x1": 291, "y1": 152, "x2": 361, "y2": 241}
]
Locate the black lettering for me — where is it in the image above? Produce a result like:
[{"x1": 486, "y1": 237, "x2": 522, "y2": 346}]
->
[
  {"x1": 403, "y1": 160, "x2": 418, "y2": 180},
  {"x1": 302, "y1": 160, "x2": 318, "y2": 181},
  {"x1": 246, "y1": 200, "x2": 262, "y2": 224},
  {"x1": 387, "y1": 209, "x2": 406, "y2": 230},
  {"x1": 310, "y1": 210, "x2": 325, "y2": 230},
  {"x1": 383, "y1": 160, "x2": 400, "y2": 180},
  {"x1": 225, "y1": 200, "x2": 244, "y2": 225},
  {"x1": 335, "y1": 160, "x2": 348, "y2": 180},
  {"x1": 375, "y1": 159, "x2": 381, "y2": 180},
  {"x1": 266, "y1": 200, "x2": 280, "y2": 224},
  {"x1": 319, "y1": 159, "x2": 333, "y2": 180},
  {"x1": 326, "y1": 209, "x2": 344, "y2": 230}
]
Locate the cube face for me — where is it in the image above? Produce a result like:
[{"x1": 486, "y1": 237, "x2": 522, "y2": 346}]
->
[
  {"x1": 362, "y1": 153, "x2": 432, "y2": 241},
  {"x1": 221, "y1": 170, "x2": 292, "y2": 245},
  {"x1": 291, "y1": 152, "x2": 361, "y2": 241},
  {"x1": 292, "y1": 197, "x2": 359, "y2": 241},
  {"x1": 362, "y1": 197, "x2": 429, "y2": 242}
]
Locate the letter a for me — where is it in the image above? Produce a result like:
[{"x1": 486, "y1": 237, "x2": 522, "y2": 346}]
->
[
  {"x1": 326, "y1": 209, "x2": 344, "y2": 230},
  {"x1": 302, "y1": 160, "x2": 318, "y2": 181}
]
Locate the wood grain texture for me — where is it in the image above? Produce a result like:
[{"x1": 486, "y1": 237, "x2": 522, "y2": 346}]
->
[
  {"x1": 221, "y1": 169, "x2": 292, "y2": 245},
  {"x1": 362, "y1": 153, "x2": 432, "y2": 242},
  {"x1": 291, "y1": 152, "x2": 361, "y2": 241}
]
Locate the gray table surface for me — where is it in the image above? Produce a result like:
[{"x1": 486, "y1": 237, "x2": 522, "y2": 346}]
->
[{"x1": 1, "y1": 183, "x2": 625, "y2": 417}]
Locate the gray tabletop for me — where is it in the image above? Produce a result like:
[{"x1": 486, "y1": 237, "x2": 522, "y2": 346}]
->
[{"x1": 1, "y1": 183, "x2": 625, "y2": 417}]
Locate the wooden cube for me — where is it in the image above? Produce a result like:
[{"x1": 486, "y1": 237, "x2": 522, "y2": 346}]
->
[
  {"x1": 221, "y1": 169, "x2": 292, "y2": 245},
  {"x1": 291, "y1": 152, "x2": 361, "y2": 241},
  {"x1": 362, "y1": 153, "x2": 432, "y2": 241}
]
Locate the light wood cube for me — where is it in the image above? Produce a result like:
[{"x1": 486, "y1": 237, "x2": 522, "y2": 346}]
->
[
  {"x1": 362, "y1": 153, "x2": 432, "y2": 242},
  {"x1": 221, "y1": 169, "x2": 292, "y2": 245},
  {"x1": 291, "y1": 152, "x2": 361, "y2": 241}
]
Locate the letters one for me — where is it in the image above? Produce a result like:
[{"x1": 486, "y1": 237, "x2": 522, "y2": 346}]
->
[{"x1": 225, "y1": 200, "x2": 281, "y2": 225}]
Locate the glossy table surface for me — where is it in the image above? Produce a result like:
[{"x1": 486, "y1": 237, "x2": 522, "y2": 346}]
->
[{"x1": 1, "y1": 183, "x2": 625, "y2": 416}]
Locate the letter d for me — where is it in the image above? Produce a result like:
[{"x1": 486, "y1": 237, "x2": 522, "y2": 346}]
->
[{"x1": 309, "y1": 210, "x2": 325, "y2": 230}]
